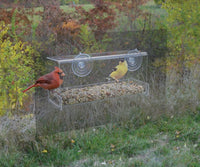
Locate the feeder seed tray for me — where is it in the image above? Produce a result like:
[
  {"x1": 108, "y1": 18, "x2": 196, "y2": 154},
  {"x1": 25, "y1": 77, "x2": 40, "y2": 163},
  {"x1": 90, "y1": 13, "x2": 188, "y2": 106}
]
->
[{"x1": 54, "y1": 79, "x2": 146, "y2": 105}]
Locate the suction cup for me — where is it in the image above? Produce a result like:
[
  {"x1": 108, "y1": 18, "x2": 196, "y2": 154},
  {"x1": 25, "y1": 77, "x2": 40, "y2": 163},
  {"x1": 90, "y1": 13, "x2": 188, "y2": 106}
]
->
[
  {"x1": 72, "y1": 53, "x2": 93, "y2": 77},
  {"x1": 126, "y1": 49, "x2": 143, "y2": 71}
]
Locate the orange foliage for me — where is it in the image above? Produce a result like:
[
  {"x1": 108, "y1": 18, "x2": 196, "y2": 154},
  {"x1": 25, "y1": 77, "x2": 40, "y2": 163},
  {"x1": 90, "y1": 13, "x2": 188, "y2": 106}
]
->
[{"x1": 61, "y1": 20, "x2": 80, "y2": 36}]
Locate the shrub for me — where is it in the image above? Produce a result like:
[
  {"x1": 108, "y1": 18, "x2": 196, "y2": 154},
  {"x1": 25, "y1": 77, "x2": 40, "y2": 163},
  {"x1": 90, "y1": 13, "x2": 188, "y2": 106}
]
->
[
  {"x1": 76, "y1": 0, "x2": 116, "y2": 36},
  {"x1": 78, "y1": 24, "x2": 111, "y2": 53},
  {"x1": 0, "y1": 22, "x2": 39, "y2": 115},
  {"x1": 162, "y1": 0, "x2": 200, "y2": 71},
  {"x1": 154, "y1": 0, "x2": 165, "y2": 5}
]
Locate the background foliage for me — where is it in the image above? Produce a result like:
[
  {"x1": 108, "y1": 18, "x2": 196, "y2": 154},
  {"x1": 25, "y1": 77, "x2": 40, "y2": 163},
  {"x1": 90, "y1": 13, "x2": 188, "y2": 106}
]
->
[
  {"x1": 162, "y1": 0, "x2": 200, "y2": 70},
  {"x1": 0, "y1": 22, "x2": 39, "y2": 115}
]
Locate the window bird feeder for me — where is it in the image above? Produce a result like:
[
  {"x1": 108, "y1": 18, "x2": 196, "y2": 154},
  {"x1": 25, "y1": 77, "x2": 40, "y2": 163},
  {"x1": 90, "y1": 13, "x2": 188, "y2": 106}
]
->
[
  {"x1": 44, "y1": 49, "x2": 149, "y2": 110},
  {"x1": 35, "y1": 49, "x2": 149, "y2": 134}
]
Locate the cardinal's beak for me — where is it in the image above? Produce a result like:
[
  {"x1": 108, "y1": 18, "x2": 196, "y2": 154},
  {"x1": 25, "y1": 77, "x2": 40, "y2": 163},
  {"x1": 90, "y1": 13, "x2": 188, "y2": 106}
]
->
[{"x1": 61, "y1": 72, "x2": 65, "y2": 77}]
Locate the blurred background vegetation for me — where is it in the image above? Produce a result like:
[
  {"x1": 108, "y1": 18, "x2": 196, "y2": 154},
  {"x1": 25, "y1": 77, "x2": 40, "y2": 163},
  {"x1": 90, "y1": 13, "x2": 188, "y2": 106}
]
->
[
  {"x1": 0, "y1": 0, "x2": 199, "y2": 116},
  {"x1": 0, "y1": 0, "x2": 199, "y2": 166}
]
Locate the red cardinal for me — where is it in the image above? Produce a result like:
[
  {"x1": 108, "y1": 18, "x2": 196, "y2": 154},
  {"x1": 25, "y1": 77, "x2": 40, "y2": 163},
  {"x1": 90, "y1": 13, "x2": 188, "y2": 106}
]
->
[{"x1": 23, "y1": 66, "x2": 65, "y2": 93}]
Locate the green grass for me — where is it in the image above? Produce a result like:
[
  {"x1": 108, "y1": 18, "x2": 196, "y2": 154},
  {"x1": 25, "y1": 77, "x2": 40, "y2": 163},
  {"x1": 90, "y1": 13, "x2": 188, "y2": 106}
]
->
[
  {"x1": 141, "y1": 1, "x2": 167, "y2": 17},
  {"x1": 1, "y1": 111, "x2": 200, "y2": 166},
  {"x1": 60, "y1": 4, "x2": 94, "y2": 12}
]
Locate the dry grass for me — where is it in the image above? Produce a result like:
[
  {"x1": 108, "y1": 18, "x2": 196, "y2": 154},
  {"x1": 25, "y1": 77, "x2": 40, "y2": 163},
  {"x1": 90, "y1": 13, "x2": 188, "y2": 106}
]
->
[{"x1": 0, "y1": 114, "x2": 36, "y2": 152}]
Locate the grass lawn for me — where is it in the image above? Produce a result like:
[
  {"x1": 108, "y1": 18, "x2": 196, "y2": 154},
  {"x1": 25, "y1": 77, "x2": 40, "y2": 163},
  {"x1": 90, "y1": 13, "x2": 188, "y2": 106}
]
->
[
  {"x1": 0, "y1": 111, "x2": 200, "y2": 166},
  {"x1": 60, "y1": 4, "x2": 94, "y2": 12}
]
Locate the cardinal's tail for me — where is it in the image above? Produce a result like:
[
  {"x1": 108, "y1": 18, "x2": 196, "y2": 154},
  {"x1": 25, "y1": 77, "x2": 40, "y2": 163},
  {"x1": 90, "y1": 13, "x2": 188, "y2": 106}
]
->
[{"x1": 22, "y1": 84, "x2": 36, "y2": 93}]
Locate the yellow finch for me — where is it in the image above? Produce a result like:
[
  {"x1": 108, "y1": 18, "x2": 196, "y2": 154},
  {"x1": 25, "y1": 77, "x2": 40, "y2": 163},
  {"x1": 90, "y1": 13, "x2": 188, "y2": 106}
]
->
[{"x1": 109, "y1": 60, "x2": 128, "y2": 82}]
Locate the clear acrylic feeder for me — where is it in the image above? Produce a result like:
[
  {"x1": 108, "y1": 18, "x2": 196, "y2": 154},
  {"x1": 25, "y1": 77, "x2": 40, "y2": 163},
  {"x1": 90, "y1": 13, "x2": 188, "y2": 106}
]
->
[{"x1": 35, "y1": 49, "x2": 149, "y2": 134}]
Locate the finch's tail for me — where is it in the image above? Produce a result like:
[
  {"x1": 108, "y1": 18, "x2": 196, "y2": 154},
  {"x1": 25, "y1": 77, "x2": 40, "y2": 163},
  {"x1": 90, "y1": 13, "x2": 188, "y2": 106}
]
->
[{"x1": 22, "y1": 84, "x2": 36, "y2": 93}]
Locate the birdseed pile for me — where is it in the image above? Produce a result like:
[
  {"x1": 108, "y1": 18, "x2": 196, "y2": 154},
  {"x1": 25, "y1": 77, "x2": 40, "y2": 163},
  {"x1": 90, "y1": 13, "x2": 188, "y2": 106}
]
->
[{"x1": 56, "y1": 80, "x2": 145, "y2": 105}]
